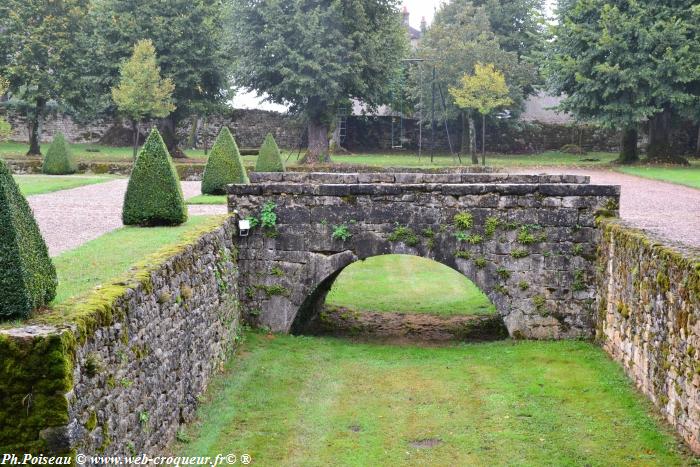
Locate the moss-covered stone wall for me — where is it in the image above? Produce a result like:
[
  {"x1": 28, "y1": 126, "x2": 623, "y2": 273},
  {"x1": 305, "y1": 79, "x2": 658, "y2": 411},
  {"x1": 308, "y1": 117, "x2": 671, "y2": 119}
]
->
[
  {"x1": 596, "y1": 219, "x2": 700, "y2": 454},
  {"x1": 0, "y1": 217, "x2": 241, "y2": 455}
]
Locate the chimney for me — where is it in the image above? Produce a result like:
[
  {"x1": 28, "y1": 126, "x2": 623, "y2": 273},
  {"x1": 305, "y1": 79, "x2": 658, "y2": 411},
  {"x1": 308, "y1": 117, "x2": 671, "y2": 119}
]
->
[
  {"x1": 402, "y1": 5, "x2": 410, "y2": 27},
  {"x1": 420, "y1": 16, "x2": 427, "y2": 33}
]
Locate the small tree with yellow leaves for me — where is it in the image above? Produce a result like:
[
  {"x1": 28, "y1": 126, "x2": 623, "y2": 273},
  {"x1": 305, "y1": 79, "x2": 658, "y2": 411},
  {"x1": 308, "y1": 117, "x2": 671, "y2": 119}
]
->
[
  {"x1": 449, "y1": 63, "x2": 512, "y2": 165},
  {"x1": 112, "y1": 39, "x2": 175, "y2": 159},
  {"x1": 0, "y1": 77, "x2": 11, "y2": 142}
]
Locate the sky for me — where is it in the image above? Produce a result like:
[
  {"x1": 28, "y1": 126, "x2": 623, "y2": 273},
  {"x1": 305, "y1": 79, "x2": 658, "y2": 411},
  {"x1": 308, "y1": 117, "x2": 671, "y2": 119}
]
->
[{"x1": 233, "y1": 0, "x2": 556, "y2": 110}]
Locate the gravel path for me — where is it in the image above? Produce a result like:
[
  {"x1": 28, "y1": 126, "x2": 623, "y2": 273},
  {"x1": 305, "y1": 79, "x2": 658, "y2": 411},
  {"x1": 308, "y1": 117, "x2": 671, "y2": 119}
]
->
[
  {"x1": 28, "y1": 179, "x2": 227, "y2": 256},
  {"x1": 517, "y1": 169, "x2": 700, "y2": 248}
]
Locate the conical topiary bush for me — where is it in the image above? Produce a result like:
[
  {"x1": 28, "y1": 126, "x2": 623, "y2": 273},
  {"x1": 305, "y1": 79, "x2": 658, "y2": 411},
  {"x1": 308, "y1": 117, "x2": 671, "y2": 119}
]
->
[
  {"x1": 255, "y1": 133, "x2": 285, "y2": 172},
  {"x1": 0, "y1": 160, "x2": 57, "y2": 319},
  {"x1": 122, "y1": 128, "x2": 187, "y2": 226},
  {"x1": 42, "y1": 132, "x2": 77, "y2": 175},
  {"x1": 201, "y1": 127, "x2": 249, "y2": 195}
]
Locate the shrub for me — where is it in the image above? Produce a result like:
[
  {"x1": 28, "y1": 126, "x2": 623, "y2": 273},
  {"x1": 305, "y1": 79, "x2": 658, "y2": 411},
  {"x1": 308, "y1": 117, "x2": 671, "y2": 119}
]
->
[
  {"x1": 453, "y1": 211, "x2": 474, "y2": 230},
  {"x1": 255, "y1": 133, "x2": 285, "y2": 172},
  {"x1": 42, "y1": 132, "x2": 77, "y2": 175},
  {"x1": 122, "y1": 129, "x2": 187, "y2": 226},
  {"x1": 202, "y1": 127, "x2": 249, "y2": 194},
  {"x1": 0, "y1": 160, "x2": 57, "y2": 319}
]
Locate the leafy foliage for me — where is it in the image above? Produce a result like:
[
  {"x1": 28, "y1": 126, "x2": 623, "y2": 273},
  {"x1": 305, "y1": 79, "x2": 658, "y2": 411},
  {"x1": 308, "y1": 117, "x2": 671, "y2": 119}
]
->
[
  {"x1": 42, "y1": 132, "x2": 77, "y2": 175},
  {"x1": 255, "y1": 133, "x2": 285, "y2": 172},
  {"x1": 332, "y1": 225, "x2": 352, "y2": 241},
  {"x1": 387, "y1": 225, "x2": 419, "y2": 246},
  {"x1": 93, "y1": 0, "x2": 230, "y2": 122},
  {"x1": 0, "y1": 0, "x2": 92, "y2": 154},
  {"x1": 122, "y1": 129, "x2": 187, "y2": 226},
  {"x1": 0, "y1": 77, "x2": 10, "y2": 142},
  {"x1": 0, "y1": 159, "x2": 57, "y2": 319},
  {"x1": 202, "y1": 127, "x2": 249, "y2": 195},
  {"x1": 111, "y1": 40, "x2": 175, "y2": 125},
  {"x1": 453, "y1": 212, "x2": 474, "y2": 230},
  {"x1": 228, "y1": 0, "x2": 408, "y2": 161},
  {"x1": 546, "y1": 0, "x2": 700, "y2": 161},
  {"x1": 259, "y1": 202, "x2": 277, "y2": 230},
  {"x1": 450, "y1": 64, "x2": 512, "y2": 116}
]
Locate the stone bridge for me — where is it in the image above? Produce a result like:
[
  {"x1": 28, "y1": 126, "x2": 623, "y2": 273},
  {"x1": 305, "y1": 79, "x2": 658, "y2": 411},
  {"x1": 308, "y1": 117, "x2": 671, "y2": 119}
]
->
[{"x1": 228, "y1": 172, "x2": 620, "y2": 339}]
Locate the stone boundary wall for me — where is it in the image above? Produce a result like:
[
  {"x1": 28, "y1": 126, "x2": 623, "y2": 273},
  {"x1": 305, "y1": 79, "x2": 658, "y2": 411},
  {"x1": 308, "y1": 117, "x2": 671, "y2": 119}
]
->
[
  {"x1": 249, "y1": 172, "x2": 590, "y2": 185},
  {"x1": 231, "y1": 177, "x2": 619, "y2": 339},
  {"x1": 0, "y1": 217, "x2": 240, "y2": 456},
  {"x1": 4, "y1": 110, "x2": 303, "y2": 149},
  {"x1": 596, "y1": 219, "x2": 700, "y2": 454}
]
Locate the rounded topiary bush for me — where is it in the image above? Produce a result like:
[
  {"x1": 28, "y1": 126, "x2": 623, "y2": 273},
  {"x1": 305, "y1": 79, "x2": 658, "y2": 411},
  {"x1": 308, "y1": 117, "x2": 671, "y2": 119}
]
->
[
  {"x1": 202, "y1": 127, "x2": 249, "y2": 195},
  {"x1": 255, "y1": 133, "x2": 285, "y2": 172},
  {"x1": 0, "y1": 160, "x2": 57, "y2": 319},
  {"x1": 122, "y1": 128, "x2": 187, "y2": 226},
  {"x1": 42, "y1": 132, "x2": 77, "y2": 174}
]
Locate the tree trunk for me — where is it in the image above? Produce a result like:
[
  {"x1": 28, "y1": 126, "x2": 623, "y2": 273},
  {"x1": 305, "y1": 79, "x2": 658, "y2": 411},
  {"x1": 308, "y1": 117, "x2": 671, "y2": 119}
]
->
[
  {"x1": 617, "y1": 127, "x2": 638, "y2": 164},
  {"x1": 647, "y1": 108, "x2": 678, "y2": 162},
  {"x1": 26, "y1": 100, "x2": 45, "y2": 156},
  {"x1": 189, "y1": 116, "x2": 199, "y2": 149},
  {"x1": 469, "y1": 114, "x2": 477, "y2": 164},
  {"x1": 460, "y1": 112, "x2": 469, "y2": 155},
  {"x1": 481, "y1": 113, "x2": 486, "y2": 166},
  {"x1": 158, "y1": 116, "x2": 187, "y2": 159},
  {"x1": 203, "y1": 116, "x2": 209, "y2": 156},
  {"x1": 132, "y1": 120, "x2": 139, "y2": 160},
  {"x1": 300, "y1": 120, "x2": 331, "y2": 164}
]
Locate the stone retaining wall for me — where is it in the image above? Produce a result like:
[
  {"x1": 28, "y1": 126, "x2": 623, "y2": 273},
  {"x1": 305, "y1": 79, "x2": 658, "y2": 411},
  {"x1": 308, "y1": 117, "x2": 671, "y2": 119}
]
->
[
  {"x1": 596, "y1": 219, "x2": 700, "y2": 454},
  {"x1": 230, "y1": 175, "x2": 619, "y2": 339},
  {"x1": 0, "y1": 217, "x2": 240, "y2": 456}
]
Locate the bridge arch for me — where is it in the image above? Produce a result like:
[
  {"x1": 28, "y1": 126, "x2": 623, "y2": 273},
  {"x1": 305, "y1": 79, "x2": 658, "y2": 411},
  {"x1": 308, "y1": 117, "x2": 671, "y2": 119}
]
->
[{"x1": 230, "y1": 172, "x2": 619, "y2": 339}]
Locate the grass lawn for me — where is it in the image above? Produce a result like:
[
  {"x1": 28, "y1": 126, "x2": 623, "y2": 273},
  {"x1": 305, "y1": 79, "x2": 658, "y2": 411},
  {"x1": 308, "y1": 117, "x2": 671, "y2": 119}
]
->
[
  {"x1": 326, "y1": 255, "x2": 495, "y2": 316},
  {"x1": 51, "y1": 215, "x2": 218, "y2": 305},
  {"x1": 618, "y1": 160, "x2": 700, "y2": 189},
  {"x1": 13, "y1": 174, "x2": 116, "y2": 196},
  {"x1": 323, "y1": 150, "x2": 619, "y2": 168},
  {"x1": 186, "y1": 194, "x2": 227, "y2": 205},
  {"x1": 175, "y1": 332, "x2": 692, "y2": 465}
]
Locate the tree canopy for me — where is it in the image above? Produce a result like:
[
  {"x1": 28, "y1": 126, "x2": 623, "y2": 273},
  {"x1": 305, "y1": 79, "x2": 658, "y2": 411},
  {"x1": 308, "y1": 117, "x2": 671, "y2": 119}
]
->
[
  {"x1": 228, "y1": 0, "x2": 409, "y2": 163},
  {"x1": 547, "y1": 0, "x2": 700, "y2": 163},
  {"x1": 112, "y1": 40, "x2": 176, "y2": 158},
  {"x1": 0, "y1": 0, "x2": 92, "y2": 154},
  {"x1": 93, "y1": 0, "x2": 230, "y2": 154}
]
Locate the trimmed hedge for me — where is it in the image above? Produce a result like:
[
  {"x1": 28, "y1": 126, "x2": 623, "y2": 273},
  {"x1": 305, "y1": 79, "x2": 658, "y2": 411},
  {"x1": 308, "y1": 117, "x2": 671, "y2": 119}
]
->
[
  {"x1": 0, "y1": 160, "x2": 57, "y2": 319},
  {"x1": 255, "y1": 133, "x2": 285, "y2": 172},
  {"x1": 202, "y1": 127, "x2": 249, "y2": 194},
  {"x1": 122, "y1": 129, "x2": 188, "y2": 226},
  {"x1": 42, "y1": 132, "x2": 77, "y2": 175}
]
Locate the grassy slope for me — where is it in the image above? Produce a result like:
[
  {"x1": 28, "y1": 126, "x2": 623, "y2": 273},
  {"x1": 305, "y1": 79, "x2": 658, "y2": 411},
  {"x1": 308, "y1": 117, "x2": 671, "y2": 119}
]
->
[
  {"x1": 326, "y1": 255, "x2": 495, "y2": 316},
  {"x1": 186, "y1": 194, "x2": 227, "y2": 205},
  {"x1": 51, "y1": 216, "x2": 214, "y2": 304},
  {"x1": 618, "y1": 161, "x2": 700, "y2": 189},
  {"x1": 176, "y1": 332, "x2": 691, "y2": 466},
  {"x1": 13, "y1": 174, "x2": 115, "y2": 196}
]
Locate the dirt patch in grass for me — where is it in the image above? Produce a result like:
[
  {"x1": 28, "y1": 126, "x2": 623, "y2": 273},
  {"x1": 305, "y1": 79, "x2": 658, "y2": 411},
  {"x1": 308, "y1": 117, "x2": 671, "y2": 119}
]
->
[{"x1": 304, "y1": 306, "x2": 508, "y2": 343}]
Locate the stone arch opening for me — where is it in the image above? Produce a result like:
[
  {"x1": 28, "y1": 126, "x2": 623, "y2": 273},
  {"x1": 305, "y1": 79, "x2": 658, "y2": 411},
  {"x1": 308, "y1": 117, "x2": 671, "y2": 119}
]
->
[
  {"x1": 231, "y1": 171, "x2": 619, "y2": 339},
  {"x1": 290, "y1": 254, "x2": 507, "y2": 342}
]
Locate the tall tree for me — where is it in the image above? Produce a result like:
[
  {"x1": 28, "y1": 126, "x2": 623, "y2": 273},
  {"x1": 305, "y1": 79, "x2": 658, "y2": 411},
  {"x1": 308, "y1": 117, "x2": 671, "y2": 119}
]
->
[
  {"x1": 228, "y1": 0, "x2": 409, "y2": 164},
  {"x1": 0, "y1": 77, "x2": 11, "y2": 142},
  {"x1": 472, "y1": 0, "x2": 546, "y2": 60},
  {"x1": 112, "y1": 40, "x2": 176, "y2": 159},
  {"x1": 548, "y1": 0, "x2": 700, "y2": 163},
  {"x1": 450, "y1": 63, "x2": 512, "y2": 165},
  {"x1": 414, "y1": 1, "x2": 536, "y2": 162},
  {"x1": 94, "y1": 0, "x2": 230, "y2": 157},
  {"x1": 0, "y1": 0, "x2": 91, "y2": 155}
]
